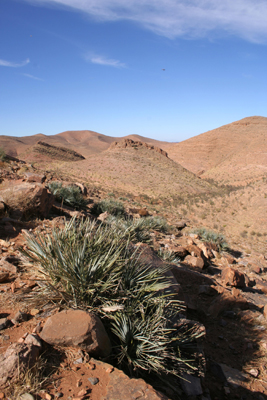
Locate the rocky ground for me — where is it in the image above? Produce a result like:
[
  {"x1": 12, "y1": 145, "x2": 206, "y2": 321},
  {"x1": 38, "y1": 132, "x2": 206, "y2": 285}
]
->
[{"x1": 0, "y1": 160, "x2": 267, "y2": 400}]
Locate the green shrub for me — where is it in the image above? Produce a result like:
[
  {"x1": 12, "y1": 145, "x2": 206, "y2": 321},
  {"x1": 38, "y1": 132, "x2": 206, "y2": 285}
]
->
[
  {"x1": 91, "y1": 198, "x2": 125, "y2": 216},
  {"x1": 48, "y1": 182, "x2": 88, "y2": 210},
  {"x1": 193, "y1": 227, "x2": 228, "y2": 252},
  {"x1": 22, "y1": 217, "x2": 203, "y2": 382},
  {"x1": 106, "y1": 215, "x2": 171, "y2": 243},
  {"x1": 157, "y1": 247, "x2": 180, "y2": 264}
]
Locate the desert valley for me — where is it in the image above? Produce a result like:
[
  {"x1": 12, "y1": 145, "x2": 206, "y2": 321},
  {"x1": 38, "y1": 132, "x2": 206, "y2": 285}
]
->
[{"x1": 0, "y1": 115, "x2": 267, "y2": 400}]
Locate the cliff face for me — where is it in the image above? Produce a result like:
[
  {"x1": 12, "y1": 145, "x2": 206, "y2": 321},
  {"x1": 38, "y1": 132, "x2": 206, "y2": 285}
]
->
[{"x1": 109, "y1": 138, "x2": 168, "y2": 158}]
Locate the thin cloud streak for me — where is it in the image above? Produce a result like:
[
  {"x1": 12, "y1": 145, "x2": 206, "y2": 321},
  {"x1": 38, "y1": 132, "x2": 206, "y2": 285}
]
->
[
  {"x1": 22, "y1": 73, "x2": 44, "y2": 80},
  {"x1": 0, "y1": 58, "x2": 30, "y2": 67},
  {"x1": 24, "y1": 0, "x2": 267, "y2": 42},
  {"x1": 85, "y1": 53, "x2": 126, "y2": 68}
]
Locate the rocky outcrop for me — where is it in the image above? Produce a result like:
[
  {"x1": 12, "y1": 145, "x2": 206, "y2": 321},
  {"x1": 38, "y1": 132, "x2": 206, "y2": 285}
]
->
[
  {"x1": 109, "y1": 139, "x2": 168, "y2": 158},
  {"x1": 40, "y1": 309, "x2": 111, "y2": 358}
]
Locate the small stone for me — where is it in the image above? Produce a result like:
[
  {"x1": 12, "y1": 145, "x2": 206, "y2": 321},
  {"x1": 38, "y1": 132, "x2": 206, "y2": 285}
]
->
[
  {"x1": 87, "y1": 363, "x2": 95, "y2": 370},
  {"x1": 32, "y1": 322, "x2": 42, "y2": 334},
  {"x1": 0, "y1": 393, "x2": 5, "y2": 399},
  {"x1": 30, "y1": 308, "x2": 40, "y2": 316},
  {"x1": 224, "y1": 386, "x2": 231, "y2": 394},
  {"x1": 55, "y1": 393, "x2": 63, "y2": 399},
  {"x1": 106, "y1": 367, "x2": 114, "y2": 373},
  {"x1": 249, "y1": 368, "x2": 259, "y2": 377},
  {"x1": 24, "y1": 334, "x2": 42, "y2": 348},
  {"x1": 74, "y1": 357, "x2": 83, "y2": 365},
  {"x1": 44, "y1": 393, "x2": 52, "y2": 400},
  {"x1": 76, "y1": 379, "x2": 82, "y2": 387},
  {"x1": 20, "y1": 394, "x2": 35, "y2": 400},
  {"x1": 88, "y1": 377, "x2": 99, "y2": 385},
  {"x1": 0, "y1": 318, "x2": 11, "y2": 331},
  {"x1": 77, "y1": 389, "x2": 87, "y2": 397},
  {"x1": 11, "y1": 311, "x2": 28, "y2": 324}
]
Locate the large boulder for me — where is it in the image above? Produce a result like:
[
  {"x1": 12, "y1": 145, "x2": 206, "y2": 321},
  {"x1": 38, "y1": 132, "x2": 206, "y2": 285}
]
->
[
  {"x1": 0, "y1": 182, "x2": 54, "y2": 219},
  {"x1": 40, "y1": 309, "x2": 111, "y2": 358}
]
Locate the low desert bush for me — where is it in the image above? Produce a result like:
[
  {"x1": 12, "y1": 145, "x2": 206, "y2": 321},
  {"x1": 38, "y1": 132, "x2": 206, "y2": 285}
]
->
[
  {"x1": 22, "y1": 217, "x2": 203, "y2": 382},
  {"x1": 157, "y1": 247, "x2": 180, "y2": 264},
  {"x1": 193, "y1": 227, "x2": 228, "y2": 252},
  {"x1": 91, "y1": 198, "x2": 125, "y2": 216},
  {"x1": 48, "y1": 182, "x2": 88, "y2": 210},
  {"x1": 106, "y1": 215, "x2": 171, "y2": 243}
]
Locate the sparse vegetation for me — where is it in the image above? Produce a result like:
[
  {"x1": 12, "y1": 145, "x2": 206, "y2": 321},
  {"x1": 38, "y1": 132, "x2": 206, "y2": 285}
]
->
[
  {"x1": 91, "y1": 198, "x2": 125, "y2": 216},
  {"x1": 22, "y1": 217, "x2": 202, "y2": 382},
  {"x1": 157, "y1": 247, "x2": 180, "y2": 264},
  {"x1": 192, "y1": 227, "x2": 228, "y2": 252},
  {"x1": 48, "y1": 181, "x2": 89, "y2": 210}
]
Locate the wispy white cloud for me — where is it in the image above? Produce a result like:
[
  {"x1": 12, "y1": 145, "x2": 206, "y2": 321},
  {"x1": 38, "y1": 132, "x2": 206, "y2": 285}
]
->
[
  {"x1": 85, "y1": 53, "x2": 126, "y2": 68},
  {"x1": 22, "y1": 73, "x2": 44, "y2": 80},
  {"x1": 24, "y1": 0, "x2": 267, "y2": 43},
  {"x1": 0, "y1": 58, "x2": 30, "y2": 67}
]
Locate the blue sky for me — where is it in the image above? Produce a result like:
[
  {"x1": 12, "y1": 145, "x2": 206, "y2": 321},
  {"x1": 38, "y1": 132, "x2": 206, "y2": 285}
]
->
[{"x1": 0, "y1": 0, "x2": 267, "y2": 141}]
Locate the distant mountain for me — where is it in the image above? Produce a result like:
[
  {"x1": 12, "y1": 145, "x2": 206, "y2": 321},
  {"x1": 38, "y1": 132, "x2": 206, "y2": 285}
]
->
[
  {"x1": 165, "y1": 116, "x2": 267, "y2": 184},
  {"x1": 0, "y1": 130, "x2": 169, "y2": 159}
]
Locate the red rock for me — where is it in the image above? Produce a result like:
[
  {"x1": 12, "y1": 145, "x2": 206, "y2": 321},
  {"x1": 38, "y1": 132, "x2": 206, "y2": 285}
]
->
[
  {"x1": 255, "y1": 279, "x2": 267, "y2": 294},
  {"x1": 208, "y1": 290, "x2": 248, "y2": 317},
  {"x1": 168, "y1": 245, "x2": 188, "y2": 259},
  {"x1": 24, "y1": 172, "x2": 46, "y2": 184},
  {"x1": 263, "y1": 305, "x2": 267, "y2": 319},
  {"x1": 0, "y1": 341, "x2": 41, "y2": 385},
  {"x1": 40, "y1": 310, "x2": 111, "y2": 358},
  {"x1": 78, "y1": 389, "x2": 87, "y2": 397},
  {"x1": 197, "y1": 242, "x2": 214, "y2": 259},
  {"x1": 186, "y1": 244, "x2": 203, "y2": 258},
  {"x1": 221, "y1": 254, "x2": 236, "y2": 265},
  {"x1": 0, "y1": 272, "x2": 9, "y2": 283},
  {"x1": 221, "y1": 267, "x2": 246, "y2": 288},
  {"x1": 93, "y1": 358, "x2": 169, "y2": 400},
  {"x1": 0, "y1": 182, "x2": 54, "y2": 219},
  {"x1": 250, "y1": 263, "x2": 262, "y2": 274},
  {"x1": 184, "y1": 255, "x2": 204, "y2": 269}
]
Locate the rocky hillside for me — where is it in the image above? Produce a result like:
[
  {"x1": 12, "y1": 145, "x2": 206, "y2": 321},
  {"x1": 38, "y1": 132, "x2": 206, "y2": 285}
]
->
[
  {"x1": 26, "y1": 141, "x2": 86, "y2": 162},
  {"x1": 0, "y1": 159, "x2": 267, "y2": 400},
  {"x1": 166, "y1": 116, "x2": 267, "y2": 185}
]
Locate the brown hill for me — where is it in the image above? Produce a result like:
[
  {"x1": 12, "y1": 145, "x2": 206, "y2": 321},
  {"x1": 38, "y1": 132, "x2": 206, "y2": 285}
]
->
[
  {"x1": 0, "y1": 130, "x2": 169, "y2": 160},
  {"x1": 36, "y1": 138, "x2": 217, "y2": 199},
  {"x1": 166, "y1": 116, "x2": 267, "y2": 185}
]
